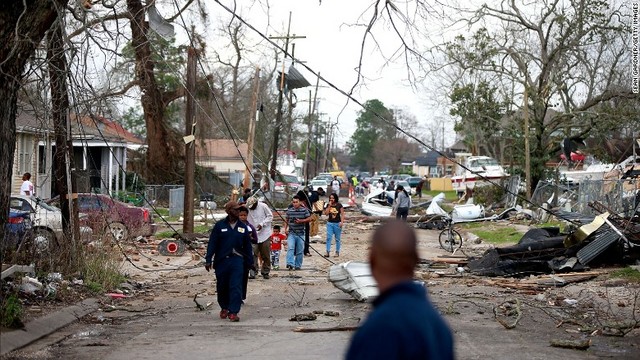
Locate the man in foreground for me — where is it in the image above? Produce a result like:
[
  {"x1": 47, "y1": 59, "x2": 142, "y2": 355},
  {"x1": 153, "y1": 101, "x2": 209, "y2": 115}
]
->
[
  {"x1": 346, "y1": 220, "x2": 454, "y2": 359},
  {"x1": 204, "y1": 201, "x2": 254, "y2": 322}
]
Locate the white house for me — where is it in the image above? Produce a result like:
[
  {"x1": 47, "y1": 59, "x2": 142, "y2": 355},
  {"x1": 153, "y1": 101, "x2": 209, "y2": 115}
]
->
[{"x1": 12, "y1": 108, "x2": 143, "y2": 198}]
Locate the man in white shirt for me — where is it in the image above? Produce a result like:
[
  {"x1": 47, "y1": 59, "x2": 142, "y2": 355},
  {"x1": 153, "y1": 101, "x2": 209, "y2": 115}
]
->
[
  {"x1": 20, "y1": 172, "x2": 34, "y2": 196},
  {"x1": 331, "y1": 176, "x2": 340, "y2": 195},
  {"x1": 246, "y1": 197, "x2": 274, "y2": 279}
]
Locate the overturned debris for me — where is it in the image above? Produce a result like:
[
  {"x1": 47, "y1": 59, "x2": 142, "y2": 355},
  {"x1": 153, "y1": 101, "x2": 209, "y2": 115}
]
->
[
  {"x1": 468, "y1": 204, "x2": 640, "y2": 277},
  {"x1": 328, "y1": 261, "x2": 378, "y2": 302}
]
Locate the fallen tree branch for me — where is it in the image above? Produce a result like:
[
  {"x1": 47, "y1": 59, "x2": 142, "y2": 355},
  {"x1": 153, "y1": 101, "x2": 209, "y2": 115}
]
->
[
  {"x1": 103, "y1": 306, "x2": 151, "y2": 313},
  {"x1": 493, "y1": 298, "x2": 522, "y2": 329},
  {"x1": 293, "y1": 325, "x2": 359, "y2": 333}
]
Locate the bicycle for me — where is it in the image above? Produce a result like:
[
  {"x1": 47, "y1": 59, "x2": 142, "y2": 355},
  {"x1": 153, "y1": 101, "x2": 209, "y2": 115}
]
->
[{"x1": 438, "y1": 217, "x2": 463, "y2": 253}]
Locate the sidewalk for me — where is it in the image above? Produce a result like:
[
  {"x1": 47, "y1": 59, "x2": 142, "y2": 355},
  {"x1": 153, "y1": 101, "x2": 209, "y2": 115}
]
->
[{"x1": 0, "y1": 298, "x2": 99, "y2": 356}]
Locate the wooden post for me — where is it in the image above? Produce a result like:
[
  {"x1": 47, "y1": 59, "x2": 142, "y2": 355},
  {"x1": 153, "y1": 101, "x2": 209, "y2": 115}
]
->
[
  {"x1": 183, "y1": 47, "x2": 197, "y2": 233},
  {"x1": 244, "y1": 67, "x2": 261, "y2": 189}
]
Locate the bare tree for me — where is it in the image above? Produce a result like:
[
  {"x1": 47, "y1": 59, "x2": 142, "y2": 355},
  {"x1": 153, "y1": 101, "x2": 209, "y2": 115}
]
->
[
  {"x1": 438, "y1": 0, "x2": 637, "y2": 191},
  {"x1": 0, "y1": 0, "x2": 67, "y2": 242}
]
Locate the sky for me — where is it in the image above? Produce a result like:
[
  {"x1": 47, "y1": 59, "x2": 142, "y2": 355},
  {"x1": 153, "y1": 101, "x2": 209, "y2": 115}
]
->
[{"x1": 196, "y1": 0, "x2": 459, "y2": 149}]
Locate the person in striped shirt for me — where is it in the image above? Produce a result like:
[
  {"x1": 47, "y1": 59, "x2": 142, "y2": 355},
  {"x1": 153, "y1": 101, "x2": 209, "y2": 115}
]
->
[{"x1": 284, "y1": 195, "x2": 312, "y2": 270}]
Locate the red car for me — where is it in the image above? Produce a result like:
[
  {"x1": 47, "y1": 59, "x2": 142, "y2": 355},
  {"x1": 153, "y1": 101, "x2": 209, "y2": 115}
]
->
[{"x1": 49, "y1": 193, "x2": 156, "y2": 241}]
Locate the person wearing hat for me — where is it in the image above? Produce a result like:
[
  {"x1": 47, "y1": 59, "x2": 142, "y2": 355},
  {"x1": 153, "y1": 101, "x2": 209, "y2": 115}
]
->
[
  {"x1": 204, "y1": 201, "x2": 254, "y2": 322},
  {"x1": 246, "y1": 196, "x2": 273, "y2": 279}
]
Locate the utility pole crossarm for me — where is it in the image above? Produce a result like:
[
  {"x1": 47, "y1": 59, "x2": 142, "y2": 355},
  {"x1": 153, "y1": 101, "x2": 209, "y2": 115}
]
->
[{"x1": 268, "y1": 12, "x2": 306, "y2": 181}]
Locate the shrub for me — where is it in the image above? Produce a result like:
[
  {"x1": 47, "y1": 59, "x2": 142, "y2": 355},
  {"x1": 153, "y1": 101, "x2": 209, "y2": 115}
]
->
[{"x1": 0, "y1": 293, "x2": 24, "y2": 328}]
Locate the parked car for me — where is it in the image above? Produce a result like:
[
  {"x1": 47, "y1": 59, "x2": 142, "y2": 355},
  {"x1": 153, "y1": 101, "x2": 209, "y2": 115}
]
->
[
  {"x1": 48, "y1": 193, "x2": 157, "y2": 241},
  {"x1": 389, "y1": 174, "x2": 411, "y2": 182},
  {"x1": 10, "y1": 195, "x2": 93, "y2": 246},
  {"x1": 314, "y1": 174, "x2": 334, "y2": 183},
  {"x1": 407, "y1": 176, "x2": 422, "y2": 189},
  {"x1": 395, "y1": 180, "x2": 416, "y2": 195},
  {"x1": 4, "y1": 209, "x2": 32, "y2": 249},
  {"x1": 274, "y1": 174, "x2": 302, "y2": 193},
  {"x1": 309, "y1": 179, "x2": 329, "y2": 191}
]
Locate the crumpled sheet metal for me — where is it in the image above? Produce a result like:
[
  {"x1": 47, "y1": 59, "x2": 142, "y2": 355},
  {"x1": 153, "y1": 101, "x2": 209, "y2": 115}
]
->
[{"x1": 328, "y1": 261, "x2": 378, "y2": 302}]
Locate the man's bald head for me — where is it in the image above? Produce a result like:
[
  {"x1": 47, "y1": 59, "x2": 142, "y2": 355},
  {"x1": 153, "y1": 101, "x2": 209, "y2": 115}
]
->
[{"x1": 369, "y1": 221, "x2": 419, "y2": 290}]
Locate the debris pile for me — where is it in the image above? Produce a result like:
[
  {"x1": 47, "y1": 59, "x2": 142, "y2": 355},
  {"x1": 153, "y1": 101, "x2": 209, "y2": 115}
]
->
[{"x1": 468, "y1": 201, "x2": 640, "y2": 277}]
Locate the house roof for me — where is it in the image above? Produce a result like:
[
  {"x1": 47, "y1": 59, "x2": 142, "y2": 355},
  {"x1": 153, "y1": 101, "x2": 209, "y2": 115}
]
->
[
  {"x1": 414, "y1": 150, "x2": 440, "y2": 166},
  {"x1": 15, "y1": 108, "x2": 144, "y2": 146},
  {"x1": 448, "y1": 140, "x2": 468, "y2": 153},
  {"x1": 71, "y1": 114, "x2": 144, "y2": 145},
  {"x1": 196, "y1": 139, "x2": 248, "y2": 160}
]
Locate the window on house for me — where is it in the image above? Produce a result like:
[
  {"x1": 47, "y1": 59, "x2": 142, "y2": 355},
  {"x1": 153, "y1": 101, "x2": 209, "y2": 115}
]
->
[
  {"x1": 19, "y1": 135, "x2": 32, "y2": 174},
  {"x1": 38, "y1": 145, "x2": 46, "y2": 174}
]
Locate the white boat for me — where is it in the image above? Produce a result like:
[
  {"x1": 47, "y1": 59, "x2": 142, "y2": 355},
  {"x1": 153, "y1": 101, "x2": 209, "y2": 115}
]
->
[
  {"x1": 451, "y1": 154, "x2": 507, "y2": 195},
  {"x1": 559, "y1": 163, "x2": 615, "y2": 185}
]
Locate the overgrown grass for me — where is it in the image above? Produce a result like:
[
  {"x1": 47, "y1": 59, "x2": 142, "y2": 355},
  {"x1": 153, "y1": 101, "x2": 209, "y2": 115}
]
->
[
  {"x1": 82, "y1": 245, "x2": 126, "y2": 293},
  {"x1": 459, "y1": 224, "x2": 522, "y2": 244},
  {"x1": 0, "y1": 293, "x2": 23, "y2": 328},
  {"x1": 421, "y1": 190, "x2": 458, "y2": 202},
  {"x1": 154, "y1": 208, "x2": 170, "y2": 216},
  {"x1": 156, "y1": 215, "x2": 182, "y2": 222},
  {"x1": 610, "y1": 267, "x2": 640, "y2": 283}
]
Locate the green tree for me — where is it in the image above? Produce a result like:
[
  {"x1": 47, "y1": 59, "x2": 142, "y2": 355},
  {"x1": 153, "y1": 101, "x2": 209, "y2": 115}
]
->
[
  {"x1": 449, "y1": 81, "x2": 506, "y2": 159},
  {"x1": 114, "y1": 30, "x2": 188, "y2": 135},
  {"x1": 349, "y1": 99, "x2": 396, "y2": 171}
]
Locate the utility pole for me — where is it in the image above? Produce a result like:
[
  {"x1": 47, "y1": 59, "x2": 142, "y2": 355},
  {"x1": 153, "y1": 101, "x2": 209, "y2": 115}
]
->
[
  {"x1": 304, "y1": 73, "x2": 320, "y2": 184},
  {"x1": 441, "y1": 122, "x2": 445, "y2": 151},
  {"x1": 269, "y1": 12, "x2": 306, "y2": 181},
  {"x1": 314, "y1": 116, "x2": 320, "y2": 176},
  {"x1": 323, "y1": 119, "x2": 333, "y2": 172},
  {"x1": 183, "y1": 47, "x2": 197, "y2": 233},
  {"x1": 244, "y1": 67, "x2": 261, "y2": 190},
  {"x1": 524, "y1": 85, "x2": 531, "y2": 199}
]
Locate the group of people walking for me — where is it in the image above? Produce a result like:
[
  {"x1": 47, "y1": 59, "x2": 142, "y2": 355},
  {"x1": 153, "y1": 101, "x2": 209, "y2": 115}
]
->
[
  {"x1": 204, "y1": 186, "x2": 345, "y2": 322},
  {"x1": 203, "y1": 181, "x2": 454, "y2": 359}
]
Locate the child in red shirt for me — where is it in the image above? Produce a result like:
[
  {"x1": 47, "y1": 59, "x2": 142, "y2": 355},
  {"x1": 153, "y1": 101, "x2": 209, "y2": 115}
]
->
[{"x1": 270, "y1": 225, "x2": 287, "y2": 270}]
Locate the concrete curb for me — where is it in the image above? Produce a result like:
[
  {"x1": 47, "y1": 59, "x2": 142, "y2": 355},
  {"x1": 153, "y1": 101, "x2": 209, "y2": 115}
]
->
[{"x1": 0, "y1": 298, "x2": 99, "y2": 356}]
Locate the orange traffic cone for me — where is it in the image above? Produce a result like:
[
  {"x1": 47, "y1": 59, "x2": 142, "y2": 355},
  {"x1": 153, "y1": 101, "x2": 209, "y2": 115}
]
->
[{"x1": 348, "y1": 186, "x2": 357, "y2": 207}]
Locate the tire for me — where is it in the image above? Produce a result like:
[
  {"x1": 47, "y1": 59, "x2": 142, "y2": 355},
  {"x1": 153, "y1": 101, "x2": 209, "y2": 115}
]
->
[
  {"x1": 106, "y1": 222, "x2": 129, "y2": 241},
  {"x1": 439, "y1": 229, "x2": 463, "y2": 252},
  {"x1": 32, "y1": 228, "x2": 55, "y2": 251}
]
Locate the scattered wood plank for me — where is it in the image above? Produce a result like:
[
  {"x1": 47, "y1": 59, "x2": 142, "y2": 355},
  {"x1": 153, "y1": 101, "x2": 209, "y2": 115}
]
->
[
  {"x1": 430, "y1": 258, "x2": 468, "y2": 265},
  {"x1": 483, "y1": 271, "x2": 607, "y2": 291}
]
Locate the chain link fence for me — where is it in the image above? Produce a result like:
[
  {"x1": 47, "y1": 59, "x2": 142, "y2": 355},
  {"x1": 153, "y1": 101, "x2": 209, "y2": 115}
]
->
[{"x1": 531, "y1": 179, "x2": 640, "y2": 217}]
